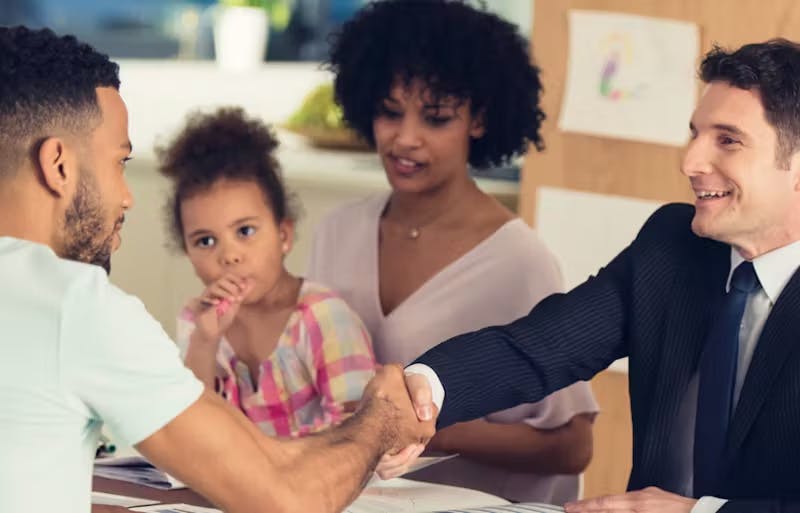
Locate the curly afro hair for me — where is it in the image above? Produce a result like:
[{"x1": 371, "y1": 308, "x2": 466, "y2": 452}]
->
[
  {"x1": 0, "y1": 26, "x2": 120, "y2": 177},
  {"x1": 156, "y1": 107, "x2": 297, "y2": 251},
  {"x1": 326, "y1": 0, "x2": 544, "y2": 169}
]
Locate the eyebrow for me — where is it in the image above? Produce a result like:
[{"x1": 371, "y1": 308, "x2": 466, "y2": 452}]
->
[
  {"x1": 121, "y1": 141, "x2": 133, "y2": 153},
  {"x1": 689, "y1": 122, "x2": 747, "y2": 137}
]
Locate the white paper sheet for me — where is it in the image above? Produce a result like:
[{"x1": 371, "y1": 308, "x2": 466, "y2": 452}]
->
[
  {"x1": 131, "y1": 504, "x2": 220, "y2": 513},
  {"x1": 559, "y1": 10, "x2": 699, "y2": 146},
  {"x1": 345, "y1": 478, "x2": 509, "y2": 513},
  {"x1": 91, "y1": 491, "x2": 159, "y2": 508},
  {"x1": 94, "y1": 454, "x2": 186, "y2": 490}
]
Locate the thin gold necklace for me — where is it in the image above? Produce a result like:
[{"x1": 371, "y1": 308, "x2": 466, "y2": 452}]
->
[{"x1": 382, "y1": 201, "x2": 444, "y2": 240}]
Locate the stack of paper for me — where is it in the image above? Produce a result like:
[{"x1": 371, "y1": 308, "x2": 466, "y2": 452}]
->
[
  {"x1": 434, "y1": 504, "x2": 564, "y2": 513},
  {"x1": 93, "y1": 455, "x2": 185, "y2": 490}
]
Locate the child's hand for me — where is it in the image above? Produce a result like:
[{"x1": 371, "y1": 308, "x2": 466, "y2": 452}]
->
[{"x1": 187, "y1": 274, "x2": 252, "y2": 344}]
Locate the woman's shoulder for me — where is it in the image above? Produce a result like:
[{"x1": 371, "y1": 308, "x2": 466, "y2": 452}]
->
[{"x1": 318, "y1": 193, "x2": 387, "y2": 230}]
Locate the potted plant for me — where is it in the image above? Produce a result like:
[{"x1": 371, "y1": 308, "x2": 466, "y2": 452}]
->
[{"x1": 214, "y1": 0, "x2": 292, "y2": 71}]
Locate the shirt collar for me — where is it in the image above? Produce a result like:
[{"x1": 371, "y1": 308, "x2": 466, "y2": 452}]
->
[{"x1": 728, "y1": 240, "x2": 800, "y2": 303}]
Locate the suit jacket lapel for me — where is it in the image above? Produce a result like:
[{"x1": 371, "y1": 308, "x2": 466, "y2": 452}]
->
[
  {"x1": 728, "y1": 269, "x2": 800, "y2": 454},
  {"x1": 637, "y1": 245, "x2": 726, "y2": 486}
]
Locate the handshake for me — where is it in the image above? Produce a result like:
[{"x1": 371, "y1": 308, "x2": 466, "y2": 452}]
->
[{"x1": 356, "y1": 364, "x2": 439, "y2": 479}]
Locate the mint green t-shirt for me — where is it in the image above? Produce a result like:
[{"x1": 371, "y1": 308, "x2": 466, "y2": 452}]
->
[{"x1": 0, "y1": 237, "x2": 203, "y2": 513}]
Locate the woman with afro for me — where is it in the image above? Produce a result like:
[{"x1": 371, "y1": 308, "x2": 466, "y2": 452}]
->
[{"x1": 308, "y1": 0, "x2": 597, "y2": 504}]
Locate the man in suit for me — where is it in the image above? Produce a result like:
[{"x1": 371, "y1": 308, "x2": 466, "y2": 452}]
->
[{"x1": 391, "y1": 39, "x2": 800, "y2": 513}]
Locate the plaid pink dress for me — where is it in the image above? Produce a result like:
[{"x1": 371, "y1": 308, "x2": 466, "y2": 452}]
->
[{"x1": 177, "y1": 280, "x2": 376, "y2": 437}]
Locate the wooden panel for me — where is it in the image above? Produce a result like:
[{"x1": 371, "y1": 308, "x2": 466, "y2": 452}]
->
[
  {"x1": 583, "y1": 370, "x2": 632, "y2": 498},
  {"x1": 519, "y1": 0, "x2": 800, "y2": 225}
]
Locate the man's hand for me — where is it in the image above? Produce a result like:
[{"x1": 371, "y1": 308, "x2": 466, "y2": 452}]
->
[
  {"x1": 565, "y1": 487, "x2": 697, "y2": 513},
  {"x1": 404, "y1": 372, "x2": 436, "y2": 422},
  {"x1": 373, "y1": 371, "x2": 439, "y2": 479},
  {"x1": 360, "y1": 364, "x2": 436, "y2": 455}
]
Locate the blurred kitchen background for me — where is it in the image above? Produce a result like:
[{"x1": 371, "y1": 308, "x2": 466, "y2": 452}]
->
[{"x1": 0, "y1": 0, "x2": 531, "y2": 335}]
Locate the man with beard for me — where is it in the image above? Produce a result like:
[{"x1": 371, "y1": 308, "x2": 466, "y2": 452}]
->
[{"x1": 0, "y1": 26, "x2": 434, "y2": 513}]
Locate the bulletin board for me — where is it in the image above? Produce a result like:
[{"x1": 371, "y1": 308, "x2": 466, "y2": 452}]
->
[{"x1": 519, "y1": 0, "x2": 800, "y2": 225}]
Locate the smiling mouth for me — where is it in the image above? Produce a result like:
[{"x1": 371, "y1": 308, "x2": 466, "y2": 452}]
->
[
  {"x1": 390, "y1": 154, "x2": 425, "y2": 172},
  {"x1": 695, "y1": 189, "x2": 732, "y2": 200}
]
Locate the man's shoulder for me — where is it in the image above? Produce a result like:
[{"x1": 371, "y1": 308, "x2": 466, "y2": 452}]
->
[
  {"x1": 636, "y1": 203, "x2": 703, "y2": 247},
  {"x1": 0, "y1": 237, "x2": 109, "y2": 300}
]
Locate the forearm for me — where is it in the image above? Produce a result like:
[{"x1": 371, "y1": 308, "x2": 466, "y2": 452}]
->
[
  {"x1": 432, "y1": 414, "x2": 594, "y2": 474},
  {"x1": 223, "y1": 388, "x2": 388, "y2": 511},
  {"x1": 183, "y1": 331, "x2": 219, "y2": 389}
]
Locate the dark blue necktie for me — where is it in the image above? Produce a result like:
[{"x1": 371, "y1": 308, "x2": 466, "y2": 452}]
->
[{"x1": 694, "y1": 261, "x2": 760, "y2": 496}]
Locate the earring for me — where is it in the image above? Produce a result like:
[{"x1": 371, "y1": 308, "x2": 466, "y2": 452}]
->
[{"x1": 282, "y1": 243, "x2": 289, "y2": 254}]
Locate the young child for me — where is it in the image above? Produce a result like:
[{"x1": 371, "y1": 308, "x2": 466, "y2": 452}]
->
[{"x1": 157, "y1": 107, "x2": 376, "y2": 438}]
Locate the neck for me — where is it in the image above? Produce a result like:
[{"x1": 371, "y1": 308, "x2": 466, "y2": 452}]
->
[
  {"x1": 732, "y1": 222, "x2": 800, "y2": 260},
  {"x1": 236, "y1": 269, "x2": 301, "y2": 325},
  {"x1": 0, "y1": 177, "x2": 59, "y2": 251},
  {"x1": 385, "y1": 174, "x2": 481, "y2": 228}
]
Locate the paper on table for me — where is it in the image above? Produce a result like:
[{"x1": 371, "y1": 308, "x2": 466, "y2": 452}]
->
[
  {"x1": 131, "y1": 504, "x2": 221, "y2": 513},
  {"x1": 346, "y1": 477, "x2": 510, "y2": 513},
  {"x1": 434, "y1": 503, "x2": 564, "y2": 513},
  {"x1": 94, "y1": 455, "x2": 186, "y2": 490},
  {"x1": 366, "y1": 454, "x2": 459, "y2": 487},
  {"x1": 91, "y1": 491, "x2": 159, "y2": 508}
]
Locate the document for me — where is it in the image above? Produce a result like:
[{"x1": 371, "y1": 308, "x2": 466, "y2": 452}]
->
[
  {"x1": 94, "y1": 455, "x2": 186, "y2": 490},
  {"x1": 434, "y1": 504, "x2": 564, "y2": 513},
  {"x1": 91, "y1": 491, "x2": 159, "y2": 508},
  {"x1": 131, "y1": 505, "x2": 220, "y2": 513},
  {"x1": 346, "y1": 478, "x2": 510, "y2": 513}
]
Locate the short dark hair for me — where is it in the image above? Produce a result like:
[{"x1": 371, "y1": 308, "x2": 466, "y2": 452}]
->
[
  {"x1": 157, "y1": 107, "x2": 297, "y2": 251},
  {"x1": 326, "y1": 0, "x2": 544, "y2": 169},
  {"x1": 701, "y1": 38, "x2": 800, "y2": 166},
  {"x1": 0, "y1": 26, "x2": 120, "y2": 177}
]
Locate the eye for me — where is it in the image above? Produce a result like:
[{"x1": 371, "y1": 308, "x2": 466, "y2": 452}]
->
[
  {"x1": 377, "y1": 105, "x2": 402, "y2": 119},
  {"x1": 718, "y1": 135, "x2": 741, "y2": 146},
  {"x1": 194, "y1": 235, "x2": 216, "y2": 248},
  {"x1": 426, "y1": 115, "x2": 453, "y2": 127},
  {"x1": 121, "y1": 156, "x2": 133, "y2": 169},
  {"x1": 238, "y1": 225, "x2": 256, "y2": 238}
]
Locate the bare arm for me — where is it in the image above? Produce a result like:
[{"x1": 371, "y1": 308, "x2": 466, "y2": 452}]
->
[
  {"x1": 427, "y1": 413, "x2": 594, "y2": 474},
  {"x1": 136, "y1": 364, "x2": 434, "y2": 513},
  {"x1": 182, "y1": 331, "x2": 218, "y2": 389}
]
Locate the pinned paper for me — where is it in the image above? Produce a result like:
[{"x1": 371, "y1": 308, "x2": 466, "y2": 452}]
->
[{"x1": 559, "y1": 10, "x2": 699, "y2": 146}]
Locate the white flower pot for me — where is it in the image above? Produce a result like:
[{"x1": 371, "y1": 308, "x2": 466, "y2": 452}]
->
[{"x1": 213, "y1": 6, "x2": 269, "y2": 72}]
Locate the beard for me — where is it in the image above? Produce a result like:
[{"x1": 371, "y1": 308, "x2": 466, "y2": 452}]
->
[{"x1": 62, "y1": 169, "x2": 119, "y2": 275}]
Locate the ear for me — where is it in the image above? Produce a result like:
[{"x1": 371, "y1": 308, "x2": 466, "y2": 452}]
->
[
  {"x1": 469, "y1": 111, "x2": 486, "y2": 139},
  {"x1": 278, "y1": 219, "x2": 296, "y2": 256},
  {"x1": 37, "y1": 137, "x2": 74, "y2": 198},
  {"x1": 790, "y1": 151, "x2": 800, "y2": 191}
]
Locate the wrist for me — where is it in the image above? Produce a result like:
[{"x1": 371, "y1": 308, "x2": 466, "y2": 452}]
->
[
  {"x1": 189, "y1": 329, "x2": 222, "y2": 349},
  {"x1": 356, "y1": 396, "x2": 399, "y2": 455}
]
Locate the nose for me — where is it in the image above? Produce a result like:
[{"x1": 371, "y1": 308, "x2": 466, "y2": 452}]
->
[
  {"x1": 395, "y1": 114, "x2": 423, "y2": 149},
  {"x1": 121, "y1": 177, "x2": 134, "y2": 210},
  {"x1": 680, "y1": 137, "x2": 712, "y2": 178},
  {"x1": 219, "y1": 240, "x2": 243, "y2": 267}
]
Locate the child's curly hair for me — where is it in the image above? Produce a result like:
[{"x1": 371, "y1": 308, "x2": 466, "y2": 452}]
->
[
  {"x1": 156, "y1": 107, "x2": 297, "y2": 251},
  {"x1": 326, "y1": 0, "x2": 545, "y2": 169}
]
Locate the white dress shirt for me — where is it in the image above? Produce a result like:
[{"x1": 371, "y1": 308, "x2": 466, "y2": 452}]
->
[{"x1": 408, "y1": 239, "x2": 800, "y2": 511}]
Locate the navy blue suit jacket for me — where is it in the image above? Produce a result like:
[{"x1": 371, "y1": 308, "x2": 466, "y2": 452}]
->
[{"x1": 415, "y1": 203, "x2": 800, "y2": 512}]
